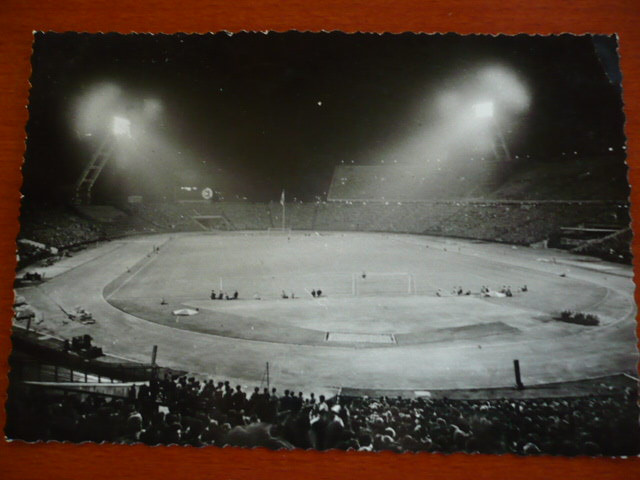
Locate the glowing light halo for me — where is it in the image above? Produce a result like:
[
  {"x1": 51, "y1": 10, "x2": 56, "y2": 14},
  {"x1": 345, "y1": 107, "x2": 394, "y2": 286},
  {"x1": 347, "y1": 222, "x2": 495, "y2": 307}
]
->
[
  {"x1": 112, "y1": 116, "x2": 132, "y2": 137},
  {"x1": 472, "y1": 101, "x2": 494, "y2": 119},
  {"x1": 72, "y1": 82, "x2": 124, "y2": 138},
  {"x1": 477, "y1": 66, "x2": 530, "y2": 113},
  {"x1": 424, "y1": 65, "x2": 527, "y2": 161},
  {"x1": 73, "y1": 83, "x2": 165, "y2": 141}
]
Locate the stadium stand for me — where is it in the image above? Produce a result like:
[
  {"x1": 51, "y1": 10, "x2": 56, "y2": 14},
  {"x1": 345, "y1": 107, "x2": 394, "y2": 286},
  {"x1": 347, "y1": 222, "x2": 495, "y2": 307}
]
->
[
  {"x1": 268, "y1": 202, "x2": 317, "y2": 230},
  {"x1": 489, "y1": 157, "x2": 629, "y2": 201},
  {"x1": 433, "y1": 201, "x2": 626, "y2": 244},
  {"x1": 312, "y1": 200, "x2": 628, "y2": 246},
  {"x1": 329, "y1": 156, "x2": 628, "y2": 202},
  {"x1": 7, "y1": 314, "x2": 638, "y2": 453},
  {"x1": 6, "y1": 371, "x2": 638, "y2": 454},
  {"x1": 17, "y1": 198, "x2": 630, "y2": 267},
  {"x1": 189, "y1": 202, "x2": 272, "y2": 230},
  {"x1": 17, "y1": 203, "x2": 105, "y2": 266},
  {"x1": 16, "y1": 153, "x2": 631, "y2": 267},
  {"x1": 570, "y1": 227, "x2": 633, "y2": 264},
  {"x1": 127, "y1": 203, "x2": 201, "y2": 232},
  {"x1": 74, "y1": 205, "x2": 128, "y2": 223},
  {"x1": 313, "y1": 201, "x2": 452, "y2": 233},
  {"x1": 328, "y1": 162, "x2": 503, "y2": 201},
  {"x1": 9, "y1": 320, "x2": 638, "y2": 454},
  {"x1": 19, "y1": 203, "x2": 106, "y2": 249}
]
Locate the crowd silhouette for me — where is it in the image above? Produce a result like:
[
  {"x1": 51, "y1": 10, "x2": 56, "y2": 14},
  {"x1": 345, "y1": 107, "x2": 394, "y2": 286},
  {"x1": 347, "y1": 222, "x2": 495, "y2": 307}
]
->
[{"x1": 7, "y1": 374, "x2": 638, "y2": 455}]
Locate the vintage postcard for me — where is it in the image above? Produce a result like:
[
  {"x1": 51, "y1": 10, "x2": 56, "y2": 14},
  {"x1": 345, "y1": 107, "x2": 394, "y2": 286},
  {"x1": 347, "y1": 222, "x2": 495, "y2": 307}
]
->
[{"x1": 7, "y1": 32, "x2": 638, "y2": 455}]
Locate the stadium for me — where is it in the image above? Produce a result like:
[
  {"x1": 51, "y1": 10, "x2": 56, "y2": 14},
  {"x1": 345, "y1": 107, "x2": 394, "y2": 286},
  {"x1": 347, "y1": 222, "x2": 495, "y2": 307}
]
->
[{"x1": 7, "y1": 32, "x2": 638, "y2": 454}]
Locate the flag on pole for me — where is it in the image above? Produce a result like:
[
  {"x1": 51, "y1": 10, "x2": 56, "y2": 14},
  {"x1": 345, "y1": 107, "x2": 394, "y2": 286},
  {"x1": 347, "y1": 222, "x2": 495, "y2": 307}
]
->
[{"x1": 280, "y1": 189, "x2": 285, "y2": 206}]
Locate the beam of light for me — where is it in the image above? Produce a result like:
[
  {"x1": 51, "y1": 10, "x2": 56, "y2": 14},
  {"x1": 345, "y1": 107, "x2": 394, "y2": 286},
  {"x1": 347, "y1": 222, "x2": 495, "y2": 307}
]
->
[
  {"x1": 72, "y1": 83, "x2": 124, "y2": 137},
  {"x1": 436, "y1": 91, "x2": 460, "y2": 115},
  {"x1": 70, "y1": 84, "x2": 236, "y2": 200},
  {"x1": 142, "y1": 98, "x2": 163, "y2": 121},
  {"x1": 477, "y1": 66, "x2": 530, "y2": 113},
  {"x1": 354, "y1": 64, "x2": 530, "y2": 200},
  {"x1": 73, "y1": 84, "x2": 165, "y2": 141},
  {"x1": 372, "y1": 64, "x2": 530, "y2": 167},
  {"x1": 112, "y1": 126, "x2": 181, "y2": 165},
  {"x1": 72, "y1": 82, "x2": 197, "y2": 200}
]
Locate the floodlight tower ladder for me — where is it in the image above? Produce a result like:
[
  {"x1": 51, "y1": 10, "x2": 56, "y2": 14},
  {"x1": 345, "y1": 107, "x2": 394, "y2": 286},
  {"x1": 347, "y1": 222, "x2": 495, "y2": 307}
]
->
[{"x1": 73, "y1": 137, "x2": 115, "y2": 205}]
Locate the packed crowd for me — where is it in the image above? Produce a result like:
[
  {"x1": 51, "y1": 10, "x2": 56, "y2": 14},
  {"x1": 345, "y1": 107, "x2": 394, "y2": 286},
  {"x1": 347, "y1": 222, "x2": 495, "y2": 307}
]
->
[
  {"x1": 7, "y1": 374, "x2": 638, "y2": 455},
  {"x1": 126, "y1": 203, "x2": 197, "y2": 232},
  {"x1": 19, "y1": 207, "x2": 106, "y2": 249},
  {"x1": 16, "y1": 241, "x2": 48, "y2": 267},
  {"x1": 572, "y1": 227, "x2": 632, "y2": 264},
  {"x1": 17, "y1": 200, "x2": 631, "y2": 268},
  {"x1": 330, "y1": 156, "x2": 628, "y2": 203},
  {"x1": 17, "y1": 206, "x2": 107, "y2": 267},
  {"x1": 329, "y1": 163, "x2": 500, "y2": 201},
  {"x1": 121, "y1": 199, "x2": 630, "y2": 252}
]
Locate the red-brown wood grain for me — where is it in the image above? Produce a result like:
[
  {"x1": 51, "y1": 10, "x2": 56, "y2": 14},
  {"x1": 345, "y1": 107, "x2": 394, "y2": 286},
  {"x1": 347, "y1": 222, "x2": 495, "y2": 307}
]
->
[{"x1": 0, "y1": 1, "x2": 638, "y2": 478}]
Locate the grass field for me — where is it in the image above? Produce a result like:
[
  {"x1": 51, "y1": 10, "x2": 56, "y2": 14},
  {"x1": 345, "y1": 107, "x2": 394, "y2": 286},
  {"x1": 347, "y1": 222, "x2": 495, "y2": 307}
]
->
[
  {"x1": 18, "y1": 231, "x2": 638, "y2": 394},
  {"x1": 109, "y1": 232, "x2": 630, "y2": 344}
]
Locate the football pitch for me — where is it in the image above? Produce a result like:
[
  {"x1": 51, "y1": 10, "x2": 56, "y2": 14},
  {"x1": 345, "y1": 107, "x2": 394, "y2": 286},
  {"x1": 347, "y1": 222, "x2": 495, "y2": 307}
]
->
[{"x1": 21, "y1": 231, "x2": 638, "y2": 394}]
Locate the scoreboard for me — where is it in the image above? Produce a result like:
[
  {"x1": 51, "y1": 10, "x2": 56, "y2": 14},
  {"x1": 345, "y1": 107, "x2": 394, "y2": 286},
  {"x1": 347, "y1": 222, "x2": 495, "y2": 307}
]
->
[{"x1": 174, "y1": 186, "x2": 219, "y2": 202}]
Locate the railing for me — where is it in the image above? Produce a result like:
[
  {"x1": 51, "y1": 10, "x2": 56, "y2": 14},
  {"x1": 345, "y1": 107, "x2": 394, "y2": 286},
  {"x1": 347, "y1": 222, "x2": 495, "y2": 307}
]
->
[{"x1": 9, "y1": 359, "x2": 158, "y2": 384}]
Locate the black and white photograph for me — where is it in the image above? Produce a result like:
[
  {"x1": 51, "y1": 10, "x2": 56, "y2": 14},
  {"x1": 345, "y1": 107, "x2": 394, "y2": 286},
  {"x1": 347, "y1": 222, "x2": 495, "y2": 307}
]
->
[{"x1": 7, "y1": 32, "x2": 638, "y2": 455}]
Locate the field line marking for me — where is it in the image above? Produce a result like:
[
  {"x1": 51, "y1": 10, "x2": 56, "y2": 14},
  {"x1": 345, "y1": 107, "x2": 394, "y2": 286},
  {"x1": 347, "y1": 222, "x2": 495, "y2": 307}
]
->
[
  {"x1": 23, "y1": 242, "x2": 126, "y2": 280},
  {"x1": 105, "y1": 239, "x2": 173, "y2": 300}
]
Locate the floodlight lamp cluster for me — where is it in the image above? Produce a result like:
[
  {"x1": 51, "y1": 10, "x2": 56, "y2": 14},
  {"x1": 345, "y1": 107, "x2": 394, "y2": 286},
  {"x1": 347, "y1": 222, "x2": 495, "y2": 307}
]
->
[{"x1": 112, "y1": 116, "x2": 132, "y2": 138}]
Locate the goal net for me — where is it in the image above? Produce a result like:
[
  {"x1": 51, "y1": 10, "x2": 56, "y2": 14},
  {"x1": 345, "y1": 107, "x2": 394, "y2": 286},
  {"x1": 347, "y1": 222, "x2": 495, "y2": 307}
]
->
[{"x1": 352, "y1": 272, "x2": 414, "y2": 296}]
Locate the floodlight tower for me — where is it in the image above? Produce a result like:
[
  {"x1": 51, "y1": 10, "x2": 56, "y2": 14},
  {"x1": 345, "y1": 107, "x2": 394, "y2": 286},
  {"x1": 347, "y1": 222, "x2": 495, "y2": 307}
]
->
[
  {"x1": 73, "y1": 116, "x2": 131, "y2": 204},
  {"x1": 472, "y1": 100, "x2": 511, "y2": 161}
]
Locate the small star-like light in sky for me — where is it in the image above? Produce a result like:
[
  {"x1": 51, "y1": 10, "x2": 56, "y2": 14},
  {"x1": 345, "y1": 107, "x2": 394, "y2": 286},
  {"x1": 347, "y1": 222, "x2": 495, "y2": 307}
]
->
[{"x1": 317, "y1": 101, "x2": 322, "y2": 106}]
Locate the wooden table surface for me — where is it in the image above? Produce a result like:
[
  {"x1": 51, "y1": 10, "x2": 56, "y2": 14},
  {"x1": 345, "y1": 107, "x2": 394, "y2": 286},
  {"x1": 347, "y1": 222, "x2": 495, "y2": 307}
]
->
[{"x1": 0, "y1": 1, "x2": 638, "y2": 479}]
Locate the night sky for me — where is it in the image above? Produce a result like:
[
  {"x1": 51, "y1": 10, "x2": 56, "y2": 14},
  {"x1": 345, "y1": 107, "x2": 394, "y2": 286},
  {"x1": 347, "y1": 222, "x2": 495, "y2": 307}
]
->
[{"x1": 24, "y1": 32, "x2": 625, "y2": 203}]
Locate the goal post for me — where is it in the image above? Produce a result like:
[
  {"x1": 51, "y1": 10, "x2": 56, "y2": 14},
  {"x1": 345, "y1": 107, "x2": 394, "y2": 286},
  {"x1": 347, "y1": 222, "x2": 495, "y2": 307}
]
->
[{"x1": 352, "y1": 272, "x2": 414, "y2": 296}]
